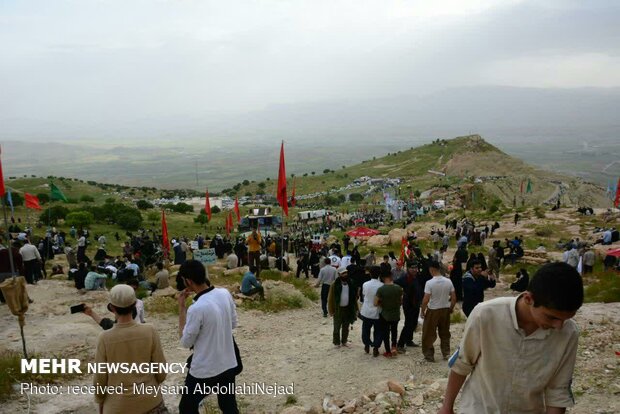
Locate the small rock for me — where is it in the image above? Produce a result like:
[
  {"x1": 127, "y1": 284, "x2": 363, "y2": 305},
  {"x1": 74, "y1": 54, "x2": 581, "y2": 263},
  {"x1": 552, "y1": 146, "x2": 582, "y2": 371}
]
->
[
  {"x1": 387, "y1": 380, "x2": 405, "y2": 396},
  {"x1": 411, "y1": 393, "x2": 424, "y2": 407}
]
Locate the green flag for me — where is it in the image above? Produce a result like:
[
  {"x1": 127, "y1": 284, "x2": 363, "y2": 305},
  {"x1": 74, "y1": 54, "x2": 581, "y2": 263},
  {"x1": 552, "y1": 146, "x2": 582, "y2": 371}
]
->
[
  {"x1": 526, "y1": 178, "x2": 532, "y2": 194},
  {"x1": 50, "y1": 182, "x2": 68, "y2": 202}
]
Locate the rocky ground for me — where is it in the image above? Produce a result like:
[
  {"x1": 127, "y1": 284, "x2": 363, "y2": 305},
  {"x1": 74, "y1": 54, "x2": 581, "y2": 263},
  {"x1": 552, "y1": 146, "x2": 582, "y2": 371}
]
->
[{"x1": 1, "y1": 208, "x2": 619, "y2": 413}]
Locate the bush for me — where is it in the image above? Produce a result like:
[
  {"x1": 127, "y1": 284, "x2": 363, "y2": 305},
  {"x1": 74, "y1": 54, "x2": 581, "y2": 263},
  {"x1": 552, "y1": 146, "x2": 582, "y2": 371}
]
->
[
  {"x1": 65, "y1": 211, "x2": 94, "y2": 227},
  {"x1": 80, "y1": 195, "x2": 95, "y2": 203},
  {"x1": 39, "y1": 205, "x2": 70, "y2": 225},
  {"x1": 534, "y1": 225, "x2": 554, "y2": 237},
  {"x1": 349, "y1": 193, "x2": 364, "y2": 202},
  {"x1": 534, "y1": 206, "x2": 546, "y2": 219},
  {"x1": 136, "y1": 200, "x2": 154, "y2": 210},
  {"x1": 36, "y1": 193, "x2": 50, "y2": 204},
  {"x1": 211, "y1": 205, "x2": 221, "y2": 214},
  {"x1": 117, "y1": 211, "x2": 143, "y2": 230},
  {"x1": 194, "y1": 211, "x2": 209, "y2": 224},
  {"x1": 147, "y1": 211, "x2": 159, "y2": 223},
  {"x1": 8, "y1": 192, "x2": 24, "y2": 206}
]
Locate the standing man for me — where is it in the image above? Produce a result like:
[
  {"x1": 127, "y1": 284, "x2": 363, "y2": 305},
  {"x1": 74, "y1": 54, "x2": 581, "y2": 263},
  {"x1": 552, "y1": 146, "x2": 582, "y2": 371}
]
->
[
  {"x1": 439, "y1": 262, "x2": 584, "y2": 414},
  {"x1": 93, "y1": 285, "x2": 167, "y2": 413},
  {"x1": 178, "y1": 260, "x2": 240, "y2": 414},
  {"x1": 514, "y1": 212, "x2": 520, "y2": 226},
  {"x1": 462, "y1": 259, "x2": 496, "y2": 317},
  {"x1": 360, "y1": 265, "x2": 383, "y2": 355},
  {"x1": 327, "y1": 267, "x2": 358, "y2": 347},
  {"x1": 19, "y1": 238, "x2": 42, "y2": 284},
  {"x1": 246, "y1": 228, "x2": 262, "y2": 276},
  {"x1": 420, "y1": 261, "x2": 456, "y2": 362},
  {"x1": 582, "y1": 247, "x2": 595, "y2": 274},
  {"x1": 395, "y1": 262, "x2": 422, "y2": 353},
  {"x1": 375, "y1": 268, "x2": 403, "y2": 357},
  {"x1": 316, "y1": 258, "x2": 338, "y2": 317}
]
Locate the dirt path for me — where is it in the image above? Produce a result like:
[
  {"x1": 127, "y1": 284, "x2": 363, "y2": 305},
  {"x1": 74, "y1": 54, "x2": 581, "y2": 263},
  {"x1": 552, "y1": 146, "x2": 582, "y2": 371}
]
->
[{"x1": 1, "y1": 277, "x2": 618, "y2": 414}]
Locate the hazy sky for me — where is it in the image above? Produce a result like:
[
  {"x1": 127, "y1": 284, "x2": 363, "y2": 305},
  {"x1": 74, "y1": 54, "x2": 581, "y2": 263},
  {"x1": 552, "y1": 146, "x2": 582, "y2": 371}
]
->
[{"x1": 1, "y1": 0, "x2": 619, "y2": 133}]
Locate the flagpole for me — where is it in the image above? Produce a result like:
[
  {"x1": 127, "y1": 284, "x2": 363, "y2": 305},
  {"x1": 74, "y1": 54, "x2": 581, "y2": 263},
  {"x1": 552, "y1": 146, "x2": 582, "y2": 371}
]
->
[{"x1": 2, "y1": 198, "x2": 16, "y2": 280}]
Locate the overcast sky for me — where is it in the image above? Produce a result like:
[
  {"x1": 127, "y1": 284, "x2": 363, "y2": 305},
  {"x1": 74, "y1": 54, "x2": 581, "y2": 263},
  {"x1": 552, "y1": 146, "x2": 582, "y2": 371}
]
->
[{"x1": 1, "y1": 0, "x2": 619, "y2": 136}]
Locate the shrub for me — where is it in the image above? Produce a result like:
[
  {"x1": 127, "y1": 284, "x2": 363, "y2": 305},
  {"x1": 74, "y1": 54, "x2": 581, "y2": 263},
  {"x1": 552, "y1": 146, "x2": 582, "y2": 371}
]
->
[
  {"x1": 211, "y1": 205, "x2": 221, "y2": 214},
  {"x1": 36, "y1": 193, "x2": 50, "y2": 204},
  {"x1": 80, "y1": 195, "x2": 95, "y2": 203},
  {"x1": 349, "y1": 193, "x2": 364, "y2": 202},
  {"x1": 534, "y1": 225, "x2": 553, "y2": 237},
  {"x1": 39, "y1": 205, "x2": 70, "y2": 225},
  {"x1": 136, "y1": 200, "x2": 154, "y2": 210},
  {"x1": 65, "y1": 211, "x2": 94, "y2": 227},
  {"x1": 117, "y1": 211, "x2": 142, "y2": 230}
]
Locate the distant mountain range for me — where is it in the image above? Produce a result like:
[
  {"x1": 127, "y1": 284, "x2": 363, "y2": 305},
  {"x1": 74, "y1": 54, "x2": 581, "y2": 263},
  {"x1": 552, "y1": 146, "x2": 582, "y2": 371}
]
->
[{"x1": 2, "y1": 86, "x2": 618, "y2": 189}]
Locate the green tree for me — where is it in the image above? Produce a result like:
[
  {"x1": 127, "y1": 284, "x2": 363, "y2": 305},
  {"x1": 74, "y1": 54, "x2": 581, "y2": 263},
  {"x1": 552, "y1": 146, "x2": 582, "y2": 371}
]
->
[
  {"x1": 211, "y1": 205, "x2": 221, "y2": 214},
  {"x1": 40, "y1": 206, "x2": 70, "y2": 225},
  {"x1": 36, "y1": 193, "x2": 50, "y2": 204},
  {"x1": 66, "y1": 211, "x2": 94, "y2": 228},
  {"x1": 147, "y1": 211, "x2": 159, "y2": 223},
  {"x1": 117, "y1": 212, "x2": 142, "y2": 230},
  {"x1": 242, "y1": 180, "x2": 250, "y2": 186},
  {"x1": 194, "y1": 211, "x2": 209, "y2": 224},
  {"x1": 349, "y1": 193, "x2": 364, "y2": 202},
  {"x1": 9, "y1": 192, "x2": 24, "y2": 206},
  {"x1": 80, "y1": 195, "x2": 95, "y2": 203},
  {"x1": 136, "y1": 200, "x2": 154, "y2": 210}
]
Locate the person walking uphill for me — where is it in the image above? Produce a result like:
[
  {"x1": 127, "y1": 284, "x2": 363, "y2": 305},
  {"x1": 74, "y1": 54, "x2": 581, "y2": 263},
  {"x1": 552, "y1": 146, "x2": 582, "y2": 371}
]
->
[
  {"x1": 178, "y1": 260, "x2": 240, "y2": 414},
  {"x1": 93, "y1": 285, "x2": 168, "y2": 414},
  {"x1": 439, "y1": 262, "x2": 584, "y2": 414},
  {"x1": 316, "y1": 257, "x2": 338, "y2": 317},
  {"x1": 327, "y1": 267, "x2": 358, "y2": 347}
]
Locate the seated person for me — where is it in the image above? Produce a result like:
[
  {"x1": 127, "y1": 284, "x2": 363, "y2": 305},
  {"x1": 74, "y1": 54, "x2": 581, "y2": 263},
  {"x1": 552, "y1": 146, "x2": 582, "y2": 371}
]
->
[
  {"x1": 241, "y1": 265, "x2": 265, "y2": 300},
  {"x1": 150, "y1": 262, "x2": 169, "y2": 292},
  {"x1": 510, "y1": 268, "x2": 529, "y2": 293},
  {"x1": 226, "y1": 251, "x2": 239, "y2": 269},
  {"x1": 84, "y1": 265, "x2": 108, "y2": 291}
]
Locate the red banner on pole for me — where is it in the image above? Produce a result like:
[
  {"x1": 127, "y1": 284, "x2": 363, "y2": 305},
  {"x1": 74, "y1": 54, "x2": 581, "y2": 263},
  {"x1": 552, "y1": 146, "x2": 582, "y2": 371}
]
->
[
  {"x1": 205, "y1": 188, "x2": 212, "y2": 221},
  {"x1": 234, "y1": 197, "x2": 241, "y2": 223},
  {"x1": 277, "y1": 141, "x2": 288, "y2": 216},
  {"x1": 25, "y1": 193, "x2": 41, "y2": 210}
]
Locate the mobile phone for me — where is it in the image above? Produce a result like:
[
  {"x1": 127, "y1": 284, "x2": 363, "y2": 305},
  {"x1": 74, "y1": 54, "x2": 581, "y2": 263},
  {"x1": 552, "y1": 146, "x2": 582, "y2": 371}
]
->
[{"x1": 70, "y1": 304, "x2": 86, "y2": 314}]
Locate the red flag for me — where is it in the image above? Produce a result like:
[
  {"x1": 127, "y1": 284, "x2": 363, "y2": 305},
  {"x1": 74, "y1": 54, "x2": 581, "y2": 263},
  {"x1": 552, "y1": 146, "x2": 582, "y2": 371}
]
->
[
  {"x1": 399, "y1": 236, "x2": 407, "y2": 266},
  {"x1": 234, "y1": 197, "x2": 241, "y2": 223},
  {"x1": 615, "y1": 177, "x2": 620, "y2": 208},
  {"x1": 290, "y1": 177, "x2": 296, "y2": 207},
  {"x1": 25, "y1": 193, "x2": 41, "y2": 210},
  {"x1": 0, "y1": 146, "x2": 6, "y2": 197},
  {"x1": 226, "y1": 211, "x2": 233, "y2": 237},
  {"x1": 519, "y1": 180, "x2": 524, "y2": 194},
  {"x1": 204, "y1": 188, "x2": 211, "y2": 221},
  {"x1": 161, "y1": 209, "x2": 170, "y2": 259},
  {"x1": 277, "y1": 141, "x2": 288, "y2": 216}
]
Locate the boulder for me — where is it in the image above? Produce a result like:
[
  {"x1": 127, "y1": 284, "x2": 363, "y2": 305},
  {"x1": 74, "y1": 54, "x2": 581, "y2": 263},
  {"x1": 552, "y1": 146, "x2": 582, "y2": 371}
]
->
[
  {"x1": 224, "y1": 266, "x2": 248, "y2": 276},
  {"x1": 388, "y1": 229, "x2": 409, "y2": 246},
  {"x1": 366, "y1": 235, "x2": 391, "y2": 248},
  {"x1": 151, "y1": 286, "x2": 177, "y2": 298}
]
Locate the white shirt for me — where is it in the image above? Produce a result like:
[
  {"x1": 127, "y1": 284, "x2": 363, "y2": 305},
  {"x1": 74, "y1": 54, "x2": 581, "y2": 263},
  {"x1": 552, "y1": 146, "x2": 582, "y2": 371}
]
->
[
  {"x1": 181, "y1": 287, "x2": 238, "y2": 378},
  {"x1": 134, "y1": 298, "x2": 145, "y2": 323},
  {"x1": 361, "y1": 278, "x2": 383, "y2": 319},
  {"x1": 19, "y1": 243, "x2": 41, "y2": 262},
  {"x1": 340, "y1": 255, "x2": 352, "y2": 269},
  {"x1": 424, "y1": 275, "x2": 454, "y2": 310},
  {"x1": 77, "y1": 236, "x2": 86, "y2": 247},
  {"x1": 339, "y1": 284, "x2": 350, "y2": 307}
]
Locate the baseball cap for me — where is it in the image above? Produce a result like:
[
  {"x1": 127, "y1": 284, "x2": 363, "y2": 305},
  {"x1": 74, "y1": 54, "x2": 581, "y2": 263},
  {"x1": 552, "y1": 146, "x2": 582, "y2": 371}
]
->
[{"x1": 109, "y1": 284, "x2": 136, "y2": 308}]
